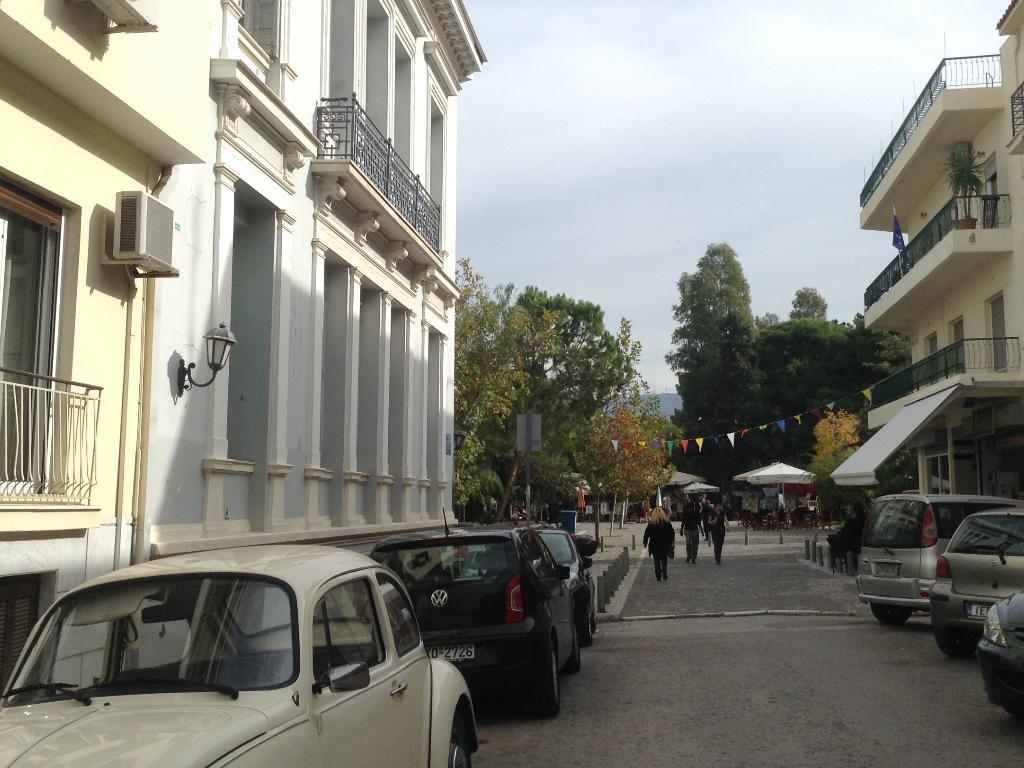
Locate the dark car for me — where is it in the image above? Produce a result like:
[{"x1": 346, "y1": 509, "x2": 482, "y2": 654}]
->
[
  {"x1": 370, "y1": 527, "x2": 579, "y2": 716},
  {"x1": 977, "y1": 590, "x2": 1024, "y2": 719},
  {"x1": 531, "y1": 527, "x2": 598, "y2": 646}
]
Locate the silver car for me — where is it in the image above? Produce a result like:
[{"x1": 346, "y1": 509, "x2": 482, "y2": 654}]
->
[
  {"x1": 858, "y1": 494, "x2": 1022, "y2": 625},
  {"x1": 929, "y1": 509, "x2": 1024, "y2": 658}
]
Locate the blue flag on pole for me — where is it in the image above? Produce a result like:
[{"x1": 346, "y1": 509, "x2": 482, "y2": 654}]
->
[{"x1": 892, "y1": 210, "x2": 906, "y2": 251}]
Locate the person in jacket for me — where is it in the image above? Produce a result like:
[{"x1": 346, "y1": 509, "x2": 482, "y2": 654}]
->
[
  {"x1": 643, "y1": 506, "x2": 676, "y2": 581},
  {"x1": 700, "y1": 495, "x2": 713, "y2": 543},
  {"x1": 680, "y1": 494, "x2": 703, "y2": 563},
  {"x1": 707, "y1": 501, "x2": 727, "y2": 564}
]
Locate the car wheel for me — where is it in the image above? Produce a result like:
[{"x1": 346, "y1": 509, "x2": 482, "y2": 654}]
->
[
  {"x1": 869, "y1": 603, "x2": 912, "y2": 626},
  {"x1": 565, "y1": 625, "x2": 582, "y2": 674},
  {"x1": 448, "y1": 714, "x2": 472, "y2": 768},
  {"x1": 933, "y1": 627, "x2": 978, "y2": 658},
  {"x1": 533, "y1": 640, "x2": 560, "y2": 717}
]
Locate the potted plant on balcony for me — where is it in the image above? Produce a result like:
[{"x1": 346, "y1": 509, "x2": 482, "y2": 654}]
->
[{"x1": 945, "y1": 141, "x2": 985, "y2": 229}]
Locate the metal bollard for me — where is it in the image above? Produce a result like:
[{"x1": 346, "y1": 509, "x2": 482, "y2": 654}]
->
[
  {"x1": 597, "y1": 575, "x2": 606, "y2": 612},
  {"x1": 632, "y1": 534, "x2": 636, "y2": 551},
  {"x1": 744, "y1": 528, "x2": 749, "y2": 546},
  {"x1": 846, "y1": 551, "x2": 856, "y2": 576},
  {"x1": 816, "y1": 544, "x2": 825, "y2": 567},
  {"x1": 779, "y1": 528, "x2": 783, "y2": 545},
  {"x1": 804, "y1": 540, "x2": 811, "y2": 560}
]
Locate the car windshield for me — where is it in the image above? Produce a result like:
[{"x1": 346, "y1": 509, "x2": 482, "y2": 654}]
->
[
  {"x1": 373, "y1": 539, "x2": 517, "y2": 585},
  {"x1": 537, "y1": 532, "x2": 574, "y2": 566},
  {"x1": 4, "y1": 575, "x2": 296, "y2": 705},
  {"x1": 948, "y1": 515, "x2": 1024, "y2": 556},
  {"x1": 863, "y1": 498, "x2": 925, "y2": 549}
]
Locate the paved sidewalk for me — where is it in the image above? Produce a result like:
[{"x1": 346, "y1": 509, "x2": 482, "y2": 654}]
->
[{"x1": 621, "y1": 528, "x2": 866, "y2": 618}]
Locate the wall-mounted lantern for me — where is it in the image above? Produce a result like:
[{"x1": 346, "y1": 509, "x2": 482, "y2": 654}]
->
[
  {"x1": 453, "y1": 429, "x2": 467, "y2": 455},
  {"x1": 177, "y1": 323, "x2": 236, "y2": 397}
]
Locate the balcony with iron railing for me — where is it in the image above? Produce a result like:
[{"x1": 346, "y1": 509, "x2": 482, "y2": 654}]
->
[
  {"x1": 864, "y1": 194, "x2": 1010, "y2": 309},
  {"x1": 1, "y1": 368, "x2": 102, "y2": 505},
  {"x1": 859, "y1": 55, "x2": 1002, "y2": 230},
  {"x1": 871, "y1": 337, "x2": 1022, "y2": 408},
  {"x1": 314, "y1": 96, "x2": 441, "y2": 254}
]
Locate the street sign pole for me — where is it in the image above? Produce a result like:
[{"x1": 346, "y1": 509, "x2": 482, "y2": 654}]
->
[{"x1": 516, "y1": 413, "x2": 542, "y2": 521}]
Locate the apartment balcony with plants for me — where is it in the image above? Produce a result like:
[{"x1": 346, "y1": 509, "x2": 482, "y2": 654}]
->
[
  {"x1": 859, "y1": 55, "x2": 1003, "y2": 231},
  {"x1": 863, "y1": 192, "x2": 1012, "y2": 331}
]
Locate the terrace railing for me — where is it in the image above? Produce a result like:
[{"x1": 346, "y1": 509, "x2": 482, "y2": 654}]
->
[
  {"x1": 871, "y1": 337, "x2": 1021, "y2": 407},
  {"x1": 0, "y1": 367, "x2": 102, "y2": 505},
  {"x1": 315, "y1": 96, "x2": 442, "y2": 252},
  {"x1": 864, "y1": 194, "x2": 1010, "y2": 309},
  {"x1": 860, "y1": 55, "x2": 1002, "y2": 208},
  {"x1": 1012, "y1": 80, "x2": 1024, "y2": 139}
]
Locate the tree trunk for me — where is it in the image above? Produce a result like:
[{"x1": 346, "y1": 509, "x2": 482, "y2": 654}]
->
[{"x1": 498, "y1": 454, "x2": 522, "y2": 520}]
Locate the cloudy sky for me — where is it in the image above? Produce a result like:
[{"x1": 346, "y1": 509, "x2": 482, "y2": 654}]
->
[{"x1": 455, "y1": 0, "x2": 1010, "y2": 392}]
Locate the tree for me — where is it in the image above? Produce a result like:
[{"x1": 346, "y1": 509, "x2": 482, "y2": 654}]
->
[
  {"x1": 808, "y1": 409, "x2": 866, "y2": 510},
  {"x1": 666, "y1": 243, "x2": 762, "y2": 491},
  {"x1": 755, "y1": 312, "x2": 780, "y2": 329},
  {"x1": 453, "y1": 259, "x2": 555, "y2": 513},
  {"x1": 790, "y1": 287, "x2": 828, "y2": 320}
]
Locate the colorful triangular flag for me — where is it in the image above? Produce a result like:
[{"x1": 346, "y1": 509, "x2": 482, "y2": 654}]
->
[
  {"x1": 727, "y1": 432, "x2": 736, "y2": 447},
  {"x1": 695, "y1": 437, "x2": 704, "y2": 452},
  {"x1": 611, "y1": 439, "x2": 619, "y2": 452},
  {"x1": 776, "y1": 419, "x2": 787, "y2": 433},
  {"x1": 682, "y1": 439, "x2": 689, "y2": 454},
  {"x1": 861, "y1": 388, "x2": 873, "y2": 404},
  {"x1": 794, "y1": 414, "x2": 802, "y2": 425}
]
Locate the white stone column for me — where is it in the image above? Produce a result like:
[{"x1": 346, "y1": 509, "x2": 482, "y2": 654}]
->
[
  {"x1": 305, "y1": 242, "x2": 331, "y2": 528},
  {"x1": 263, "y1": 210, "x2": 295, "y2": 532},
  {"x1": 391, "y1": 309, "x2": 416, "y2": 521},
  {"x1": 202, "y1": 165, "x2": 238, "y2": 534},
  {"x1": 418, "y1": 320, "x2": 431, "y2": 519},
  {"x1": 369, "y1": 292, "x2": 393, "y2": 524},
  {"x1": 341, "y1": 267, "x2": 366, "y2": 525},
  {"x1": 437, "y1": 333, "x2": 450, "y2": 512}
]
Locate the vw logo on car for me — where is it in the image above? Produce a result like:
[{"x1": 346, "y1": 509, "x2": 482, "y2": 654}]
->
[{"x1": 431, "y1": 589, "x2": 449, "y2": 608}]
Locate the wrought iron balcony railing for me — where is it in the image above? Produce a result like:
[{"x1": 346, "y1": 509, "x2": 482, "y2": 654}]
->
[
  {"x1": 1012, "y1": 80, "x2": 1024, "y2": 139},
  {"x1": 871, "y1": 337, "x2": 1021, "y2": 407},
  {"x1": 1, "y1": 367, "x2": 102, "y2": 505},
  {"x1": 860, "y1": 55, "x2": 1002, "y2": 208},
  {"x1": 864, "y1": 194, "x2": 1010, "y2": 309},
  {"x1": 315, "y1": 96, "x2": 441, "y2": 252}
]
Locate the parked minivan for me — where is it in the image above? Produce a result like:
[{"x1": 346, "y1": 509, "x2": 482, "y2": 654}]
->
[{"x1": 858, "y1": 494, "x2": 1023, "y2": 625}]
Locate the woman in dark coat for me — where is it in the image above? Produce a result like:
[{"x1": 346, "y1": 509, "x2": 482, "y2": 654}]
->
[
  {"x1": 643, "y1": 506, "x2": 676, "y2": 581},
  {"x1": 708, "y1": 502, "x2": 727, "y2": 564}
]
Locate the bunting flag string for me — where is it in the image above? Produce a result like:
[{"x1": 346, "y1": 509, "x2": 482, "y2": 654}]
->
[{"x1": 605, "y1": 375, "x2": 889, "y2": 455}]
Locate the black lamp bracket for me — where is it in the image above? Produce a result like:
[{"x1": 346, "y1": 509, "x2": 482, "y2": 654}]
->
[{"x1": 177, "y1": 359, "x2": 218, "y2": 396}]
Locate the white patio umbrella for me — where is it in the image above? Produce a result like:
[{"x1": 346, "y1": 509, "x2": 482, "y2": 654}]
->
[
  {"x1": 683, "y1": 481, "x2": 719, "y2": 493},
  {"x1": 733, "y1": 462, "x2": 812, "y2": 485},
  {"x1": 665, "y1": 470, "x2": 705, "y2": 486}
]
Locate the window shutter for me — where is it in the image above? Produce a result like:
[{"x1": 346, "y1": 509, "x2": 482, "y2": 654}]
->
[
  {"x1": 0, "y1": 579, "x2": 39, "y2": 689},
  {"x1": 248, "y1": 0, "x2": 280, "y2": 59}
]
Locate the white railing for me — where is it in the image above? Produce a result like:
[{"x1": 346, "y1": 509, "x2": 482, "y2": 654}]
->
[{"x1": 1, "y1": 368, "x2": 102, "y2": 505}]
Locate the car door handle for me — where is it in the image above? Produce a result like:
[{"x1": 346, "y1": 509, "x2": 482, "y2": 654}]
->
[{"x1": 389, "y1": 681, "x2": 409, "y2": 697}]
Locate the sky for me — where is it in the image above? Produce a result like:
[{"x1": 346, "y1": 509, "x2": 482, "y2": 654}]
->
[{"x1": 455, "y1": 0, "x2": 1011, "y2": 392}]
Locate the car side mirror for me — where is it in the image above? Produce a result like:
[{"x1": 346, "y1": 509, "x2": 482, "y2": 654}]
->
[
  {"x1": 326, "y1": 662, "x2": 370, "y2": 693},
  {"x1": 580, "y1": 556, "x2": 593, "y2": 570},
  {"x1": 556, "y1": 564, "x2": 571, "y2": 580}
]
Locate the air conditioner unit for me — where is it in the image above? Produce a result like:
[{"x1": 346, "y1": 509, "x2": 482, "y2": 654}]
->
[
  {"x1": 111, "y1": 191, "x2": 177, "y2": 276},
  {"x1": 83, "y1": 0, "x2": 159, "y2": 31}
]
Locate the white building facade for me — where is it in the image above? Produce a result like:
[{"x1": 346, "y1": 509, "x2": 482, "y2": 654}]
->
[{"x1": 143, "y1": 0, "x2": 484, "y2": 557}]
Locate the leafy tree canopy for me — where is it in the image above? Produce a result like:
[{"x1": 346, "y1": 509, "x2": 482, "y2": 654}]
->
[{"x1": 790, "y1": 287, "x2": 828, "y2": 320}]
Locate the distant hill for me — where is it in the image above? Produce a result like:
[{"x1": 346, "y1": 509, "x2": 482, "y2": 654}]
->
[{"x1": 642, "y1": 392, "x2": 682, "y2": 418}]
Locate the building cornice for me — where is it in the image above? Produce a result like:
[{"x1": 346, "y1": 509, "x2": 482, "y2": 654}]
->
[{"x1": 425, "y1": 0, "x2": 485, "y2": 84}]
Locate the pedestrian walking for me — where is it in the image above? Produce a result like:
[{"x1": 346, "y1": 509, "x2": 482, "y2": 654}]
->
[
  {"x1": 680, "y1": 494, "x2": 703, "y2": 563},
  {"x1": 708, "y1": 501, "x2": 727, "y2": 564},
  {"x1": 700, "y1": 495, "x2": 713, "y2": 543},
  {"x1": 642, "y1": 506, "x2": 676, "y2": 581}
]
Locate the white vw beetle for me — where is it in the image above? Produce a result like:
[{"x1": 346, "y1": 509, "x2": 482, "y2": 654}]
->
[{"x1": 0, "y1": 545, "x2": 477, "y2": 767}]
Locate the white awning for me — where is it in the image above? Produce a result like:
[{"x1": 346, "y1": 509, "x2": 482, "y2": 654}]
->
[{"x1": 832, "y1": 386, "x2": 960, "y2": 486}]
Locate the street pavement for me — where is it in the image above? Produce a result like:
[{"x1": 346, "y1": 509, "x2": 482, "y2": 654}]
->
[{"x1": 472, "y1": 530, "x2": 1024, "y2": 767}]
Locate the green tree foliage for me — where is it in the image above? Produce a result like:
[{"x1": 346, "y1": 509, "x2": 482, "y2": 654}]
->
[
  {"x1": 666, "y1": 243, "x2": 762, "y2": 490},
  {"x1": 453, "y1": 259, "x2": 556, "y2": 511},
  {"x1": 809, "y1": 409, "x2": 866, "y2": 509},
  {"x1": 755, "y1": 312, "x2": 780, "y2": 329},
  {"x1": 789, "y1": 287, "x2": 828, "y2": 320}
]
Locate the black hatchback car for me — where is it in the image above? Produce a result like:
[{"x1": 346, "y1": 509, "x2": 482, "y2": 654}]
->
[{"x1": 370, "y1": 527, "x2": 579, "y2": 716}]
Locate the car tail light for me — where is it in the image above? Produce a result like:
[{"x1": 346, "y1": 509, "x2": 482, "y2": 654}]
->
[
  {"x1": 935, "y1": 555, "x2": 951, "y2": 579},
  {"x1": 505, "y1": 576, "x2": 524, "y2": 624},
  {"x1": 920, "y1": 504, "x2": 938, "y2": 548}
]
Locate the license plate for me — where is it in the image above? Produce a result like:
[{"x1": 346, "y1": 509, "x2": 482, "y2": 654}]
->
[
  {"x1": 873, "y1": 562, "x2": 900, "y2": 577},
  {"x1": 964, "y1": 602, "x2": 991, "y2": 620},
  {"x1": 428, "y1": 645, "x2": 475, "y2": 661}
]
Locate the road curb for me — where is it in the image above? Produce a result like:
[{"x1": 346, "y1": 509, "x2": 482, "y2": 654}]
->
[{"x1": 615, "y1": 609, "x2": 860, "y2": 623}]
